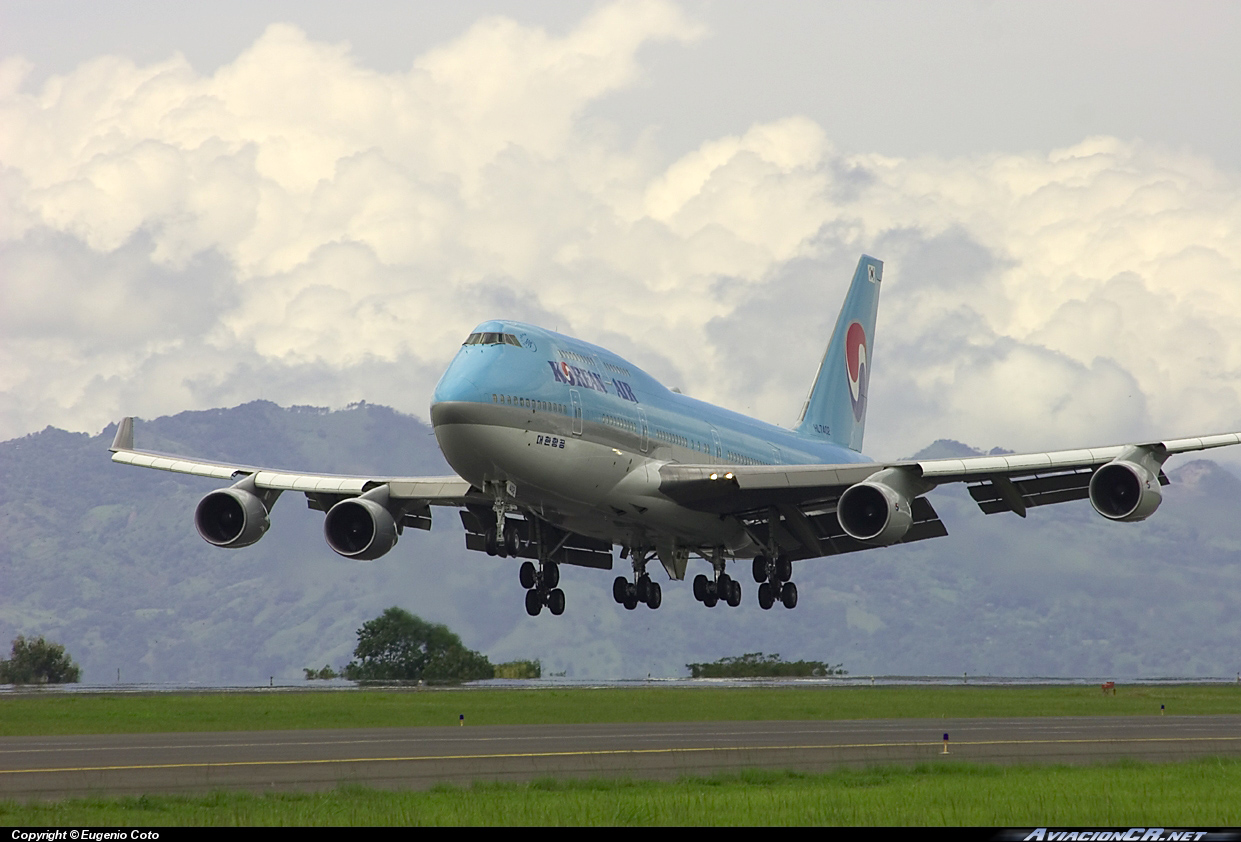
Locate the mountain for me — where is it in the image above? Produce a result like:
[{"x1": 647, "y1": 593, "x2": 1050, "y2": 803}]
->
[{"x1": 2, "y1": 402, "x2": 1239, "y2": 682}]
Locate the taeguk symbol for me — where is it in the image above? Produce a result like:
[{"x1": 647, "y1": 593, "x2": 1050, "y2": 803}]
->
[{"x1": 845, "y1": 321, "x2": 867, "y2": 421}]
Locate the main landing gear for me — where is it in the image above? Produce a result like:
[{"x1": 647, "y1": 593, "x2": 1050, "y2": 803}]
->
[
  {"x1": 613, "y1": 549, "x2": 661, "y2": 610},
  {"x1": 485, "y1": 484, "x2": 566, "y2": 617},
  {"x1": 752, "y1": 553, "x2": 798, "y2": 609},
  {"x1": 693, "y1": 548, "x2": 742, "y2": 608},
  {"x1": 522, "y1": 559, "x2": 564, "y2": 617}
]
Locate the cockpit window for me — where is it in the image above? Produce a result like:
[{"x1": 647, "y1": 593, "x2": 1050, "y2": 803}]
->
[{"x1": 463, "y1": 332, "x2": 522, "y2": 347}]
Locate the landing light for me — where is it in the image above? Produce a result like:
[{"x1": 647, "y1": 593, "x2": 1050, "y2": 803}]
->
[
  {"x1": 612, "y1": 448, "x2": 622, "y2": 455},
  {"x1": 710, "y1": 473, "x2": 718, "y2": 480},
  {"x1": 725, "y1": 472, "x2": 734, "y2": 480}
]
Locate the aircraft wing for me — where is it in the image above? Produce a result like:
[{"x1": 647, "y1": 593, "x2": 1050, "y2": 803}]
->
[
  {"x1": 108, "y1": 416, "x2": 613, "y2": 568},
  {"x1": 658, "y1": 432, "x2": 1241, "y2": 561},
  {"x1": 108, "y1": 416, "x2": 480, "y2": 506}
]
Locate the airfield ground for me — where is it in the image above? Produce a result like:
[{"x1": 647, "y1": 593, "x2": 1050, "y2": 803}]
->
[
  {"x1": 1, "y1": 683, "x2": 1238, "y2": 735},
  {"x1": 0, "y1": 684, "x2": 1237, "y2": 825}
]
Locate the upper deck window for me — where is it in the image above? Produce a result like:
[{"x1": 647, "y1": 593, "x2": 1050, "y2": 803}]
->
[{"x1": 464, "y1": 332, "x2": 522, "y2": 347}]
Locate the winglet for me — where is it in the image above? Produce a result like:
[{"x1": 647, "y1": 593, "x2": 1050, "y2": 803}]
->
[{"x1": 109, "y1": 417, "x2": 134, "y2": 452}]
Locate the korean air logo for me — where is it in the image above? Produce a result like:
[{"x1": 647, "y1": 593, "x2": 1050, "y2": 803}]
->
[{"x1": 845, "y1": 321, "x2": 868, "y2": 421}]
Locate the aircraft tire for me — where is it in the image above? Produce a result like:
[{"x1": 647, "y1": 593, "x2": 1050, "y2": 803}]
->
[
  {"x1": 728, "y1": 580, "x2": 742, "y2": 607},
  {"x1": 623, "y1": 587, "x2": 639, "y2": 610},
  {"x1": 519, "y1": 561, "x2": 537, "y2": 590},
  {"x1": 704, "y1": 593, "x2": 718, "y2": 608},
  {"x1": 692, "y1": 574, "x2": 709, "y2": 602},
  {"x1": 775, "y1": 555, "x2": 793, "y2": 583},
  {"x1": 636, "y1": 575, "x2": 650, "y2": 603},
  {"x1": 543, "y1": 561, "x2": 560, "y2": 589},
  {"x1": 525, "y1": 589, "x2": 542, "y2": 616},
  {"x1": 646, "y1": 581, "x2": 661, "y2": 609},
  {"x1": 548, "y1": 588, "x2": 566, "y2": 616},
  {"x1": 757, "y1": 582, "x2": 774, "y2": 610},
  {"x1": 781, "y1": 581, "x2": 798, "y2": 609},
  {"x1": 613, "y1": 576, "x2": 628, "y2": 604},
  {"x1": 484, "y1": 528, "x2": 498, "y2": 557},
  {"x1": 504, "y1": 523, "x2": 520, "y2": 557},
  {"x1": 752, "y1": 556, "x2": 767, "y2": 583}
]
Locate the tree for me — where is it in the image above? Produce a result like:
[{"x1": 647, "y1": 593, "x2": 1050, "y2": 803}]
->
[
  {"x1": 0, "y1": 635, "x2": 82, "y2": 684},
  {"x1": 342, "y1": 607, "x2": 493, "y2": 682},
  {"x1": 686, "y1": 652, "x2": 846, "y2": 678}
]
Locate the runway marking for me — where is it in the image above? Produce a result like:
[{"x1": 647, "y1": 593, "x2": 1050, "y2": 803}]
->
[{"x1": 2, "y1": 735, "x2": 1239, "y2": 776}]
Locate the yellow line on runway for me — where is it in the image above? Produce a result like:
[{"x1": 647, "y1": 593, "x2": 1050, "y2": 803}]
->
[{"x1": 1, "y1": 735, "x2": 1238, "y2": 776}]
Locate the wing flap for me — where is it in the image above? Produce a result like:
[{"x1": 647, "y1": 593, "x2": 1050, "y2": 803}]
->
[
  {"x1": 1164, "y1": 432, "x2": 1241, "y2": 451},
  {"x1": 658, "y1": 462, "x2": 884, "y2": 514},
  {"x1": 735, "y1": 494, "x2": 947, "y2": 562},
  {"x1": 112, "y1": 449, "x2": 241, "y2": 481}
]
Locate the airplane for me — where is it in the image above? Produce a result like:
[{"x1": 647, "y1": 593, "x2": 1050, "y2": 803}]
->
[{"x1": 109, "y1": 255, "x2": 1241, "y2": 617}]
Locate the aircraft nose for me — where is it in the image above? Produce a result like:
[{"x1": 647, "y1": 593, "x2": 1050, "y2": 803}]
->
[{"x1": 431, "y1": 355, "x2": 487, "y2": 408}]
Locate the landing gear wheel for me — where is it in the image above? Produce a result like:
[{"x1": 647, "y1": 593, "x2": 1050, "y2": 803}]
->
[
  {"x1": 718, "y1": 572, "x2": 733, "y2": 596},
  {"x1": 646, "y1": 581, "x2": 662, "y2": 609},
  {"x1": 503, "y1": 523, "x2": 520, "y2": 557},
  {"x1": 484, "y1": 527, "x2": 499, "y2": 557},
  {"x1": 519, "y1": 561, "x2": 537, "y2": 590},
  {"x1": 525, "y1": 589, "x2": 542, "y2": 616},
  {"x1": 548, "y1": 588, "x2": 566, "y2": 616},
  {"x1": 613, "y1": 576, "x2": 628, "y2": 604},
  {"x1": 758, "y1": 581, "x2": 774, "y2": 610},
  {"x1": 752, "y1": 555, "x2": 767, "y2": 583},
  {"x1": 543, "y1": 561, "x2": 560, "y2": 589},
  {"x1": 692, "y1": 574, "x2": 709, "y2": 602},
  {"x1": 636, "y1": 575, "x2": 650, "y2": 603},
  {"x1": 775, "y1": 555, "x2": 792, "y2": 583},
  {"x1": 623, "y1": 586, "x2": 639, "y2": 610},
  {"x1": 781, "y1": 581, "x2": 798, "y2": 609},
  {"x1": 727, "y1": 579, "x2": 742, "y2": 607}
]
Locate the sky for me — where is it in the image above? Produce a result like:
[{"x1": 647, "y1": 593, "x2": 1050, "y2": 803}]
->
[{"x1": 2, "y1": 0, "x2": 1240, "y2": 462}]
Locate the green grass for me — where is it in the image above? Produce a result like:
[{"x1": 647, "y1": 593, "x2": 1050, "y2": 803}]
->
[
  {"x1": 2, "y1": 685, "x2": 1237, "y2": 736},
  {"x1": 2, "y1": 759, "x2": 1239, "y2": 825}
]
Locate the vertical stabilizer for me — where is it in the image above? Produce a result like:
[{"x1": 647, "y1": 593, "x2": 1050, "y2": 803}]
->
[{"x1": 793, "y1": 255, "x2": 883, "y2": 451}]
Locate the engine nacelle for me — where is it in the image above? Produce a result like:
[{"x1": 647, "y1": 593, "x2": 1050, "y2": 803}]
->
[
  {"x1": 195, "y1": 485, "x2": 272, "y2": 548},
  {"x1": 1089, "y1": 459, "x2": 1163, "y2": 522},
  {"x1": 837, "y1": 467, "x2": 927, "y2": 545},
  {"x1": 324, "y1": 488, "x2": 399, "y2": 560}
]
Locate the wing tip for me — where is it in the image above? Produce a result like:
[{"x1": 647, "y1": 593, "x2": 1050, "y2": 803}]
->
[{"x1": 109, "y1": 417, "x2": 134, "y2": 452}]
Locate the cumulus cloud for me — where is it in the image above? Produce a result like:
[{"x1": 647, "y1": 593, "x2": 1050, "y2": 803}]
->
[{"x1": 2, "y1": 1, "x2": 1240, "y2": 459}]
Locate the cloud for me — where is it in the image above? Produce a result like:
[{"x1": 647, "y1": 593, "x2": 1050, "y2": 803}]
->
[{"x1": 2, "y1": 1, "x2": 1240, "y2": 460}]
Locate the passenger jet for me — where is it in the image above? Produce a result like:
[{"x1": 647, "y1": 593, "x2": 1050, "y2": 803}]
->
[{"x1": 110, "y1": 256, "x2": 1241, "y2": 616}]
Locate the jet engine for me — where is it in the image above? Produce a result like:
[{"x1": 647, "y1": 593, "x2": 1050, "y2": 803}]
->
[
  {"x1": 324, "y1": 485, "x2": 400, "y2": 560},
  {"x1": 1088, "y1": 457, "x2": 1163, "y2": 522},
  {"x1": 836, "y1": 467, "x2": 930, "y2": 545},
  {"x1": 195, "y1": 476, "x2": 279, "y2": 548}
]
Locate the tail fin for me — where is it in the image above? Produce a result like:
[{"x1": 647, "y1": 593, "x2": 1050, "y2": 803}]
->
[{"x1": 793, "y1": 255, "x2": 883, "y2": 451}]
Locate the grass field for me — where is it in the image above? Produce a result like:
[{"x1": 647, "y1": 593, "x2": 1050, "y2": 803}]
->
[
  {"x1": 0, "y1": 684, "x2": 1236, "y2": 736},
  {"x1": 2, "y1": 760, "x2": 1239, "y2": 825}
]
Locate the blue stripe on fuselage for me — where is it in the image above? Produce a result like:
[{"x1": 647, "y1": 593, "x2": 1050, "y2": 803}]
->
[{"x1": 431, "y1": 321, "x2": 870, "y2": 468}]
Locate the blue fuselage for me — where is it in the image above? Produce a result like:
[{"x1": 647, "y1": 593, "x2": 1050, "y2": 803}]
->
[{"x1": 429, "y1": 320, "x2": 869, "y2": 551}]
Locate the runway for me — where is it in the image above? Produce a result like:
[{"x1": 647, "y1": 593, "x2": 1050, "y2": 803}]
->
[{"x1": 1, "y1": 716, "x2": 1238, "y2": 799}]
